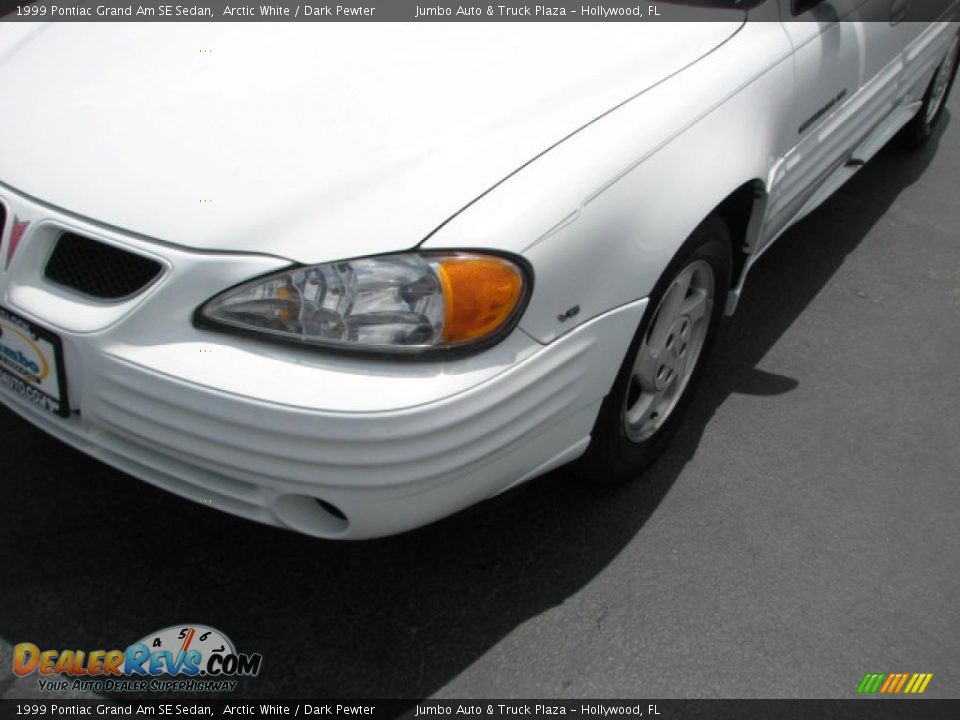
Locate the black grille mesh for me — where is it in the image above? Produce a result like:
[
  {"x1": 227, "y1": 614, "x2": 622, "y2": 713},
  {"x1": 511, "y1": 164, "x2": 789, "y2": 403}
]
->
[{"x1": 44, "y1": 233, "x2": 163, "y2": 300}]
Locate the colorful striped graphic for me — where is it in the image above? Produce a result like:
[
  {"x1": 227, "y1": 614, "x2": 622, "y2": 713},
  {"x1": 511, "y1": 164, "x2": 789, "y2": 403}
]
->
[{"x1": 857, "y1": 673, "x2": 933, "y2": 694}]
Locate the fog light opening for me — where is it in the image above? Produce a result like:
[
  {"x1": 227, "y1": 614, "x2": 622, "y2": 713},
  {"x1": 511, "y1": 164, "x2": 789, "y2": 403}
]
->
[
  {"x1": 272, "y1": 494, "x2": 350, "y2": 537},
  {"x1": 315, "y1": 498, "x2": 347, "y2": 522}
]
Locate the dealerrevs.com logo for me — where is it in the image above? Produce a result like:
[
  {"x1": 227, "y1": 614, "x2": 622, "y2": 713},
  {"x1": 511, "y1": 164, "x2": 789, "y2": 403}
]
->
[{"x1": 13, "y1": 624, "x2": 262, "y2": 693}]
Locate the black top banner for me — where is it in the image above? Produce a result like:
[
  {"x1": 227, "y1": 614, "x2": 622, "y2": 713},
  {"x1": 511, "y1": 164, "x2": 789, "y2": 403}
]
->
[
  {"x1": 2, "y1": 0, "x2": 958, "y2": 22},
  {"x1": 3, "y1": 701, "x2": 960, "y2": 720},
  {"x1": 4, "y1": 2, "x2": 737, "y2": 21}
]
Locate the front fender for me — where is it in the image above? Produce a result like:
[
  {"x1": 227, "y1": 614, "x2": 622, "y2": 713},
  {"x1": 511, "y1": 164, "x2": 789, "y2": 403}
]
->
[{"x1": 424, "y1": 21, "x2": 794, "y2": 344}]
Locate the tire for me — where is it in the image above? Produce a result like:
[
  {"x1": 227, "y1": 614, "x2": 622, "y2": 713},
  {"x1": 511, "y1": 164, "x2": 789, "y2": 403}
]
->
[
  {"x1": 578, "y1": 214, "x2": 731, "y2": 486},
  {"x1": 898, "y1": 31, "x2": 960, "y2": 150}
]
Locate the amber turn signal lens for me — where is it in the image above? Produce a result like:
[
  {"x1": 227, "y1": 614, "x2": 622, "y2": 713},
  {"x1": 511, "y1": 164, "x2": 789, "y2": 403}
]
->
[{"x1": 437, "y1": 256, "x2": 525, "y2": 344}]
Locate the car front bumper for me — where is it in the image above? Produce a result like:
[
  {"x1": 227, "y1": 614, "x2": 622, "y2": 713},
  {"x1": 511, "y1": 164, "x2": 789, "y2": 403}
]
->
[{"x1": 0, "y1": 187, "x2": 646, "y2": 539}]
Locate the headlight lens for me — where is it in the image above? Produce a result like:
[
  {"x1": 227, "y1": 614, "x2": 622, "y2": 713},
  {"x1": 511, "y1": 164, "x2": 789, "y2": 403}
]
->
[{"x1": 196, "y1": 252, "x2": 530, "y2": 354}]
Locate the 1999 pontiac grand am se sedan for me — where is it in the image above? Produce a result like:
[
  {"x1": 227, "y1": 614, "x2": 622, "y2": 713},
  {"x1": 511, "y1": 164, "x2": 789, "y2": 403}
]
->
[{"x1": 1, "y1": 4, "x2": 958, "y2": 538}]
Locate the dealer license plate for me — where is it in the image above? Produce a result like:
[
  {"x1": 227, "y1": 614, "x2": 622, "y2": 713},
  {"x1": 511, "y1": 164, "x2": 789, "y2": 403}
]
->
[{"x1": 0, "y1": 306, "x2": 69, "y2": 417}]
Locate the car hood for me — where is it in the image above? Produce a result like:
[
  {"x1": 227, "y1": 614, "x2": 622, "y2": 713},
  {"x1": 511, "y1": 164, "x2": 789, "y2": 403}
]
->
[{"x1": 0, "y1": 21, "x2": 743, "y2": 264}]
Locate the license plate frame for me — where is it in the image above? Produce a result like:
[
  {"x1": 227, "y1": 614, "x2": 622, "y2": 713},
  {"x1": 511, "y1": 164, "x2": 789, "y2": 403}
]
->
[{"x1": 0, "y1": 306, "x2": 70, "y2": 418}]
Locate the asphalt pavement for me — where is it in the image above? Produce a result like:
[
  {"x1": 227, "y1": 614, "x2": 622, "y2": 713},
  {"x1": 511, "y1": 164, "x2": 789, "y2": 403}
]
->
[{"x1": 1, "y1": 90, "x2": 958, "y2": 701}]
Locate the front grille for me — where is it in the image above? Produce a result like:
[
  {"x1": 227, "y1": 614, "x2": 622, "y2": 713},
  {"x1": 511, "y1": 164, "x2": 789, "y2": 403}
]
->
[{"x1": 44, "y1": 233, "x2": 163, "y2": 300}]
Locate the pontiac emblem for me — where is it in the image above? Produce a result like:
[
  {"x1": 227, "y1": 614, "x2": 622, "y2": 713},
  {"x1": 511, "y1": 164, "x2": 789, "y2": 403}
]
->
[{"x1": 5, "y1": 217, "x2": 30, "y2": 270}]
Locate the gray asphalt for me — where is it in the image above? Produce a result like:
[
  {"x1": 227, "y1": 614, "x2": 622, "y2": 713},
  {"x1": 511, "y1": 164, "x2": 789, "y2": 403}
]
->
[{"x1": 2, "y1": 90, "x2": 958, "y2": 702}]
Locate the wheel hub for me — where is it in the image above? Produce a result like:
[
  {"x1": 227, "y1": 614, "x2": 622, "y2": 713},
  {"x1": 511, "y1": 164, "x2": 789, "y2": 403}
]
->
[{"x1": 653, "y1": 316, "x2": 692, "y2": 391}]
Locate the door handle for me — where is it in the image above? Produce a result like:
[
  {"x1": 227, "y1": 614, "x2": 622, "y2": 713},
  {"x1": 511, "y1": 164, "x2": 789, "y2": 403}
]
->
[{"x1": 890, "y1": 0, "x2": 910, "y2": 24}]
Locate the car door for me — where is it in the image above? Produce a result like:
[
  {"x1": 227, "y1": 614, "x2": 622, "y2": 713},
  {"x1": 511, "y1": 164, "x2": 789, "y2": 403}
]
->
[{"x1": 762, "y1": 0, "x2": 905, "y2": 250}]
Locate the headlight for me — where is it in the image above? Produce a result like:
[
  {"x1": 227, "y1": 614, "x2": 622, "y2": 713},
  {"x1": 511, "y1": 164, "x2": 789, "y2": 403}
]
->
[{"x1": 196, "y1": 252, "x2": 531, "y2": 355}]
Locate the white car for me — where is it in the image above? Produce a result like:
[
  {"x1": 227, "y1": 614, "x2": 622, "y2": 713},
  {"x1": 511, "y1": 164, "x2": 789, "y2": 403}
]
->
[{"x1": 1, "y1": 5, "x2": 958, "y2": 538}]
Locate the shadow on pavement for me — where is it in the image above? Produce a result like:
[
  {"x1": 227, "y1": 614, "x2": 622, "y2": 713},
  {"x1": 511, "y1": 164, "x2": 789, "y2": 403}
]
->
[{"x1": 0, "y1": 117, "x2": 948, "y2": 700}]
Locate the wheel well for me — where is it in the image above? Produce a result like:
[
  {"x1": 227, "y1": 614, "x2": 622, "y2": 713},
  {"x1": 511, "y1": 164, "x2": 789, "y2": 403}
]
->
[{"x1": 713, "y1": 179, "x2": 764, "y2": 289}]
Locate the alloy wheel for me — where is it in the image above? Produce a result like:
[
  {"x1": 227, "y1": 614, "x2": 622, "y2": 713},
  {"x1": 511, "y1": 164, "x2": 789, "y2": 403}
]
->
[
  {"x1": 623, "y1": 259, "x2": 715, "y2": 442},
  {"x1": 927, "y1": 34, "x2": 960, "y2": 124}
]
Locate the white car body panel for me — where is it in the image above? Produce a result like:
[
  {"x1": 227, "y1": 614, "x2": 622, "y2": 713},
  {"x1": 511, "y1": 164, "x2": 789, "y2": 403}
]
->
[
  {"x1": 1, "y1": 7, "x2": 958, "y2": 538},
  {"x1": 0, "y1": 22, "x2": 742, "y2": 264},
  {"x1": 0, "y1": 216, "x2": 647, "y2": 537},
  {"x1": 426, "y1": 19, "x2": 797, "y2": 342}
]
